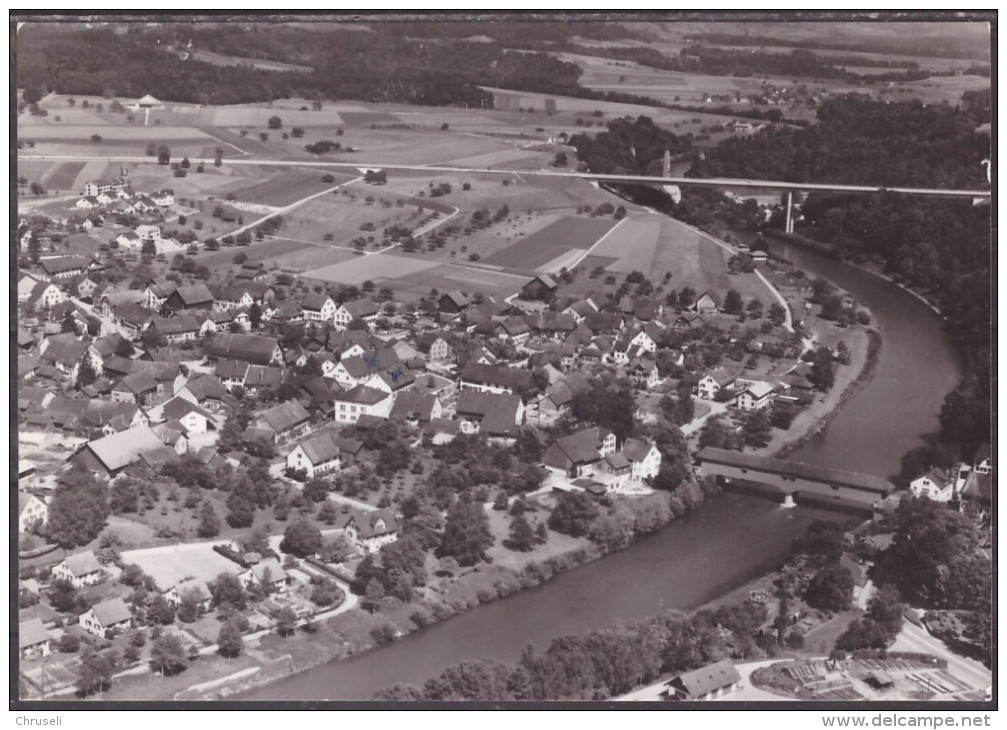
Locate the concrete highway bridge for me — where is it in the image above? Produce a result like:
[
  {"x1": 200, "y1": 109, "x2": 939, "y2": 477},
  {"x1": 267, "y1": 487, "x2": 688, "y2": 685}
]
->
[
  {"x1": 22, "y1": 153, "x2": 990, "y2": 235},
  {"x1": 696, "y1": 447, "x2": 895, "y2": 514}
]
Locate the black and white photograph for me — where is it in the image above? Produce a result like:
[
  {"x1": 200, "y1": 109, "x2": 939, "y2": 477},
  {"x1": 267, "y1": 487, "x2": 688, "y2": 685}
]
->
[{"x1": 12, "y1": 11, "x2": 994, "y2": 713}]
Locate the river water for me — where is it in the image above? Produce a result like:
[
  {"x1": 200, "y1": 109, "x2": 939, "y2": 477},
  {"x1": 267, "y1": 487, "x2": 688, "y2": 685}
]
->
[{"x1": 241, "y1": 242, "x2": 963, "y2": 701}]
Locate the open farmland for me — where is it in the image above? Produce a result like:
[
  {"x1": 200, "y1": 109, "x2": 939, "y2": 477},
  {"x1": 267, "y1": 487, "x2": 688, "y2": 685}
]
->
[
  {"x1": 223, "y1": 169, "x2": 353, "y2": 206},
  {"x1": 390, "y1": 262, "x2": 527, "y2": 301},
  {"x1": 590, "y1": 215, "x2": 662, "y2": 274},
  {"x1": 484, "y1": 216, "x2": 616, "y2": 271},
  {"x1": 302, "y1": 252, "x2": 441, "y2": 286},
  {"x1": 39, "y1": 161, "x2": 86, "y2": 190}
]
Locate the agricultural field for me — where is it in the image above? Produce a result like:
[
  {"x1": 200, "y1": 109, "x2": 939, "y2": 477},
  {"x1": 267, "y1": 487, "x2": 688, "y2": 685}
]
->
[
  {"x1": 484, "y1": 215, "x2": 616, "y2": 272},
  {"x1": 302, "y1": 252, "x2": 441, "y2": 287},
  {"x1": 222, "y1": 169, "x2": 349, "y2": 207}
]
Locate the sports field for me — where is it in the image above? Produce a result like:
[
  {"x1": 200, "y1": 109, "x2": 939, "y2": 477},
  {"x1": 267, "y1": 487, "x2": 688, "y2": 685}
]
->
[{"x1": 484, "y1": 216, "x2": 616, "y2": 271}]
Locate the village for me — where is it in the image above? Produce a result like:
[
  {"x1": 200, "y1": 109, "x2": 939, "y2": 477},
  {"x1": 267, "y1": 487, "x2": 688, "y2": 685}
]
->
[{"x1": 17, "y1": 154, "x2": 994, "y2": 701}]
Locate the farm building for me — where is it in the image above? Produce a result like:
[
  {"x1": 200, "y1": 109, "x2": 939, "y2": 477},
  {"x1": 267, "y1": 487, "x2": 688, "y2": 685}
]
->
[
  {"x1": 249, "y1": 400, "x2": 311, "y2": 443},
  {"x1": 661, "y1": 658, "x2": 742, "y2": 701},
  {"x1": 205, "y1": 333, "x2": 282, "y2": 365},
  {"x1": 71, "y1": 425, "x2": 174, "y2": 477},
  {"x1": 521, "y1": 274, "x2": 558, "y2": 302},
  {"x1": 19, "y1": 619, "x2": 54, "y2": 659}
]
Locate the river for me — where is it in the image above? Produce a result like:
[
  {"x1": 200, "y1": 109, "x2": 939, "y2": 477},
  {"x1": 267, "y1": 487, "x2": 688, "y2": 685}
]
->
[{"x1": 240, "y1": 242, "x2": 963, "y2": 701}]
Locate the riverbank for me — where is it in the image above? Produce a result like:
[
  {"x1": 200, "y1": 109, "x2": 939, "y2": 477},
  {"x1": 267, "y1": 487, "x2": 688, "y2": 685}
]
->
[
  {"x1": 764, "y1": 230, "x2": 947, "y2": 319},
  {"x1": 752, "y1": 326, "x2": 882, "y2": 461}
]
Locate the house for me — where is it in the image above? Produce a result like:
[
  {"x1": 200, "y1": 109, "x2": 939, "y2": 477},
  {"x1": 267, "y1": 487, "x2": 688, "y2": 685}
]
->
[
  {"x1": 79, "y1": 597, "x2": 133, "y2": 637},
  {"x1": 111, "y1": 370, "x2": 160, "y2": 404},
  {"x1": 18, "y1": 492, "x2": 48, "y2": 533},
  {"x1": 543, "y1": 427, "x2": 617, "y2": 478},
  {"x1": 175, "y1": 374, "x2": 230, "y2": 409},
  {"x1": 333, "y1": 298, "x2": 380, "y2": 330},
  {"x1": 974, "y1": 443, "x2": 992, "y2": 475},
  {"x1": 71, "y1": 425, "x2": 171, "y2": 477},
  {"x1": 336, "y1": 508, "x2": 400, "y2": 554},
  {"x1": 205, "y1": 333, "x2": 282, "y2": 365},
  {"x1": 18, "y1": 271, "x2": 45, "y2": 303},
  {"x1": 438, "y1": 290, "x2": 471, "y2": 314},
  {"x1": 75, "y1": 195, "x2": 100, "y2": 210},
  {"x1": 67, "y1": 274, "x2": 99, "y2": 301},
  {"x1": 142, "y1": 283, "x2": 176, "y2": 310},
  {"x1": 19, "y1": 619, "x2": 54, "y2": 659},
  {"x1": 521, "y1": 274, "x2": 558, "y2": 302},
  {"x1": 697, "y1": 367, "x2": 736, "y2": 400},
  {"x1": 661, "y1": 658, "x2": 742, "y2": 701},
  {"x1": 83, "y1": 178, "x2": 126, "y2": 197},
  {"x1": 249, "y1": 400, "x2": 312, "y2": 443},
  {"x1": 286, "y1": 431, "x2": 343, "y2": 478},
  {"x1": 333, "y1": 385, "x2": 394, "y2": 425},
  {"x1": 127, "y1": 94, "x2": 165, "y2": 111},
  {"x1": 150, "y1": 189, "x2": 175, "y2": 207},
  {"x1": 529, "y1": 375, "x2": 589, "y2": 426},
  {"x1": 164, "y1": 284, "x2": 214, "y2": 311},
  {"x1": 694, "y1": 291, "x2": 722, "y2": 313},
  {"x1": 454, "y1": 390, "x2": 524, "y2": 438},
  {"x1": 459, "y1": 361, "x2": 532, "y2": 396},
  {"x1": 243, "y1": 365, "x2": 284, "y2": 393},
  {"x1": 163, "y1": 578, "x2": 213, "y2": 613},
  {"x1": 26, "y1": 281, "x2": 66, "y2": 311},
  {"x1": 238, "y1": 558, "x2": 288, "y2": 593},
  {"x1": 300, "y1": 292, "x2": 337, "y2": 322},
  {"x1": 149, "y1": 315, "x2": 201, "y2": 344},
  {"x1": 389, "y1": 391, "x2": 442, "y2": 426},
  {"x1": 910, "y1": 467, "x2": 955, "y2": 502},
  {"x1": 622, "y1": 438, "x2": 662, "y2": 481},
  {"x1": 40, "y1": 255, "x2": 90, "y2": 280},
  {"x1": 52, "y1": 550, "x2": 104, "y2": 588},
  {"x1": 736, "y1": 380, "x2": 776, "y2": 411},
  {"x1": 154, "y1": 422, "x2": 189, "y2": 455}
]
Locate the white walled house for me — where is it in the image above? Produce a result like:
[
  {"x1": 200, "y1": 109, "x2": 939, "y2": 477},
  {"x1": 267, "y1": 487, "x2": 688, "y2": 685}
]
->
[
  {"x1": 286, "y1": 431, "x2": 343, "y2": 478},
  {"x1": 52, "y1": 551, "x2": 104, "y2": 588},
  {"x1": 910, "y1": 468, "x2": 955, "y2": 502},
  {"x1": 333, "y1": 386, "x2": 394, "y2": 424}
]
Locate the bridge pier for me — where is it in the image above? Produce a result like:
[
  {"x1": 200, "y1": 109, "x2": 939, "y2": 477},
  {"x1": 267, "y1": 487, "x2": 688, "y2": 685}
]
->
[
  {"x1": 781, "y1": 494, "x2": 797, "y2": 509},
  {"x1": 785, "y1": 191, "x2": 794, "y2": 234}
]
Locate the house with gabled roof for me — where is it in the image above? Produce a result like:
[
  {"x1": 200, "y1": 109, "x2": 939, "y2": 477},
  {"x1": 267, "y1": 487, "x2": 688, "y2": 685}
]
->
[
  {"x1": 300, "y1": 292, "x2": 337, "y2": 322},
  {"x1": 438, "y1": 290, "x2": 471, "y2": 315},
  {"x1": 333, "y1": 298, "x2": 380, "y2": 330},
  {"x1": 26, "y1": 281, "x2": 66, "y2": 311},
  {"x1": 333, "y1": 507, "x2": 400, "y2": 554},
  {"x1": 459, "y1": 361, "x2": 532, "y2": 396},
  {"x1": 111, "y1": 370, "x2": 160, "y2": 404},
  {"x1": 389, "y1": 391, "x2": 442, "y2": 426},
  {"x1": 694, "y1": 290, "x2": 722, "y2": 313},
  {"x1": 18, "y1": 492, "x2": 48, "y2": 534},
  {"x1": 543, "y1": 427, "x2": 617, "y2": 478},
  {"x1": 286, "y1": 430, "x2": 344, "y2": 478},
  {"x1": 910, "y1": 467, "x2": 955, "y2": 502},
  {"x1": 205, "y1": 333, "x2": 281, "y2": 365},
  {"x1": 175, "y1": 374, "x2": 230, "y2": 410},
  {"x1": 19, "y1": 618, "x2": 54, "y2": 659},
  {"x1": 79, "y1": 597, "x2": 132, "y2": 637},
  {"x1": 238, "y1": 558, "x2": 289, "y2": 593},
  {"x1": 160, "y1": 397, "x2": 215, "y2": 434},
  {"x1": 454, "y1": 390, "x2": 524, "y2": 440},
  {"x1": 661, "y1": 658, "x2": 741, "y2": 701},
  {"x1": 521, "y1": 274, "x2": 558, "y2": 302},
  {"x1": 736, "y1": 380, "x2": 776, "y2": 411},
  {"x1": 697, "y1": 367, "x2": 736, "y2": 400},
  {"x1": 53, "y1": 550, "x2": 104, "y2": 588},
  {"x1": 249, "y1": 400, "x2": 311, "y2": 443},
  {"x1": 333, "y1": 385, "x2": 394, "y2": 425},
  {"x1": 71, "y1": 425, "x2": 170, "y2": 477},
  {"x1": 40, "y1": 255, "x2": 90, "y2": 280},
  {"x1": 164, "y1": 284, "x2": 214, "y2": 311},
  {"x1": 243, "y1": 364, "x2": 284, "y2": 393},
  {"x1": 622, "y1": 437, "x2": 662, "y2": 482}
]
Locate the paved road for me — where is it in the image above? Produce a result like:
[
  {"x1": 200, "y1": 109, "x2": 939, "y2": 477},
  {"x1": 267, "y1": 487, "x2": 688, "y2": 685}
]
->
[
  {"x1": 891, "y1": 621, "x2": 991, "y2": 692},
  {"x1": 20, "y1": 154, "x2": 990, "y2": 199}
]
